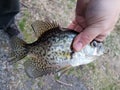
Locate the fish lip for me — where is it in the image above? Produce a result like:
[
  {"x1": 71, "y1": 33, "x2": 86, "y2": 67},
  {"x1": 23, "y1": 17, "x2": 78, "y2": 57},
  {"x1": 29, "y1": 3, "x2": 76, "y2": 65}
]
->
[{"x1": 70, "y1": 51, "x2": 75, "y2": 59}]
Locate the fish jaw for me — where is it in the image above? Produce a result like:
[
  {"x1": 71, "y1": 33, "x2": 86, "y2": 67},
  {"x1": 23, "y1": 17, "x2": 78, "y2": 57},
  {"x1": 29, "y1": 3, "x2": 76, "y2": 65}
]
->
[{"x1": 69, "y1": 52, "x2": 95, "y2": 67}]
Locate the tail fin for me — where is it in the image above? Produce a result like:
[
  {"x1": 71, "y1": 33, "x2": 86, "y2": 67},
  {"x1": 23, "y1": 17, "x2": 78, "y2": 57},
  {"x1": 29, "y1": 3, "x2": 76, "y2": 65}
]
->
[{"x1": 9, "y1": 36, "x2": 28, "y2": 64}]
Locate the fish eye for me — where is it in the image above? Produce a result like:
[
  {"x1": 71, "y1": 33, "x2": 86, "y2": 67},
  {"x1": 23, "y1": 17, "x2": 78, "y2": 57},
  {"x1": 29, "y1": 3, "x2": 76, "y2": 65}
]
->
[{"x1": 90, "y1": 40, "x2": 98, "y2": 47}]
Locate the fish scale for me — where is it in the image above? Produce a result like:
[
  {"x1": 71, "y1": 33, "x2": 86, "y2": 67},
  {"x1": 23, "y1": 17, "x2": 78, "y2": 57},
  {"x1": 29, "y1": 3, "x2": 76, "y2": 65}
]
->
[{"x1": 9, "y1": 20, "x2": 104, "y2": 78}]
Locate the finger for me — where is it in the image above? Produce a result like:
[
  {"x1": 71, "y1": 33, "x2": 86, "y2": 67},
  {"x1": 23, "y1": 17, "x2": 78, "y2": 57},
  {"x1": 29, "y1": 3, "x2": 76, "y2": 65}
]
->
[
  {"x1": 73, "y1": 25, "x2": 101, "y2": 51},
  {"x1": 95, "y1": 34, "x2": 107, "y2": 41},
  {"x1": 75, "y1": 16, "x2": 86, "y2": 29},
  {"x1": 68, "y1": 19, "x2": 77, "y2": 29},
  {"x1": 68, "y1": 16, "x2": 86, "y2": 32},
  {"x1": 68, "y1": 20, "x2": 83, "y2": 32},
  {"x1": 95, "y1": 30, "x2": 111, "y2": 41},
  {"x1": 67, "y1": 22, "x2": 76, "y2": 30},
  {"x1": 74, "y1": 25, "x2": 83, "y2": 32}
]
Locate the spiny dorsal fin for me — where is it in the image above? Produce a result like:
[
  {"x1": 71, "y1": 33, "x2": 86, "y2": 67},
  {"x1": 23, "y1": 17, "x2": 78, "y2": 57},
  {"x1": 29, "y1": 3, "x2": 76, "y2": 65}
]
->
[{"x1": 31, "y1": 20, "x2": 59, "y2": 38}]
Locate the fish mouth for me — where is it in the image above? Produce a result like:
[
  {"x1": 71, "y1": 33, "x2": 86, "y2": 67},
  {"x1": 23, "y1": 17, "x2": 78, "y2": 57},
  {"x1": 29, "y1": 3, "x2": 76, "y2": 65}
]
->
[
  {"x1": 70, "y1": 51, "x2": 75, "y2": 59},
  {"x1": 90, "y1": 40, "x2": 104, "y2": 55}
]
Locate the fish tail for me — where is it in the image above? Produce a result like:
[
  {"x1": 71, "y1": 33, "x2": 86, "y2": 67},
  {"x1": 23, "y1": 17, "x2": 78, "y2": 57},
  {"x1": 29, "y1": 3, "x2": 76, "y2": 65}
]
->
[{"x1": 9, "y1": 36, "x2": 29, "y2": 64}]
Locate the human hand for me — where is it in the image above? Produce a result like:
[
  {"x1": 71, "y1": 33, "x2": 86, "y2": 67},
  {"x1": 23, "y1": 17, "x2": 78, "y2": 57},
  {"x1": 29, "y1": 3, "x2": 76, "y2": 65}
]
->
[{"x1": 68, "y1": 0, "x2": 120, "y2": 51}]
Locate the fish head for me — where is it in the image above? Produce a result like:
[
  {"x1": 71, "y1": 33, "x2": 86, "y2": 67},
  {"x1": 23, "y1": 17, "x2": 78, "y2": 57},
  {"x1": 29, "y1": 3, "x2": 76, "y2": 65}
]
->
[
  {"x1": 69, "y1": 40, "x2": 104, "y2": 66},
  {"x1": 90, "y1": 40, "x2": 104, "y2": 56}
]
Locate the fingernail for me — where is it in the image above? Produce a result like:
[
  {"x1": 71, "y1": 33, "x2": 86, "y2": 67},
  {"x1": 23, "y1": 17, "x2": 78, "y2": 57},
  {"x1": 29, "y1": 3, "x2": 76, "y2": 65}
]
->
[{"x1": 73, "y1": 42, "x2": 83, "y2": 51}]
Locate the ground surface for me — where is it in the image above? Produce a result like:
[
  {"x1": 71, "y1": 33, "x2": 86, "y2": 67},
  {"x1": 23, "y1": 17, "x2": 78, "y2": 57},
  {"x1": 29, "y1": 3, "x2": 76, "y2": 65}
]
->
[{"x1": 0, "y1": 0, "x2": 120, "y2": 90}]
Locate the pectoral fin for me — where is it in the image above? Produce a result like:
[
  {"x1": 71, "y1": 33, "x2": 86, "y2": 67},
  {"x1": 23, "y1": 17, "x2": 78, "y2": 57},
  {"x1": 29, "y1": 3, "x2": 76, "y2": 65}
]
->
[{"x1": 55, "y1": 65, "x2": 72, "y2": 79}]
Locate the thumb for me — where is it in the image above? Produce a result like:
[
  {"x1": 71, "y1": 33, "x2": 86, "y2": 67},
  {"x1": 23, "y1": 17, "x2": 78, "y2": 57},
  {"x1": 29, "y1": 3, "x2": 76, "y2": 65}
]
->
[{"x1": 73, "y1": 26, "x2": 101, "y2": 51}]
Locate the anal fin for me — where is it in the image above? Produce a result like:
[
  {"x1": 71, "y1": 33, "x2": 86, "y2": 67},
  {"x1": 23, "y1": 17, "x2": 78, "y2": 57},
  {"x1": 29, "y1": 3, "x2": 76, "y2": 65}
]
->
[{"x1": 24, "y1": 57, "x2": 58, "y2": 78}]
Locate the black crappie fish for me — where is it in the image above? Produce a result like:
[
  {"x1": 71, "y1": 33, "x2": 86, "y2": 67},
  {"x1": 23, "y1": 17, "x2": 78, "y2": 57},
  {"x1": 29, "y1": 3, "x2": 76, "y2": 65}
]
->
[{"x1": 9, "y1": 20, "x2": 104, "y2": 78}]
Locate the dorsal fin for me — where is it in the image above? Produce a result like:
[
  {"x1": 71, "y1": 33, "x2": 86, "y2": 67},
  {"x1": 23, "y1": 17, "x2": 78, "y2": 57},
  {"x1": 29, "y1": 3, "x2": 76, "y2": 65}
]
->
[{"x1": 31, "y1": 20, "x2": 59, "y2": 38}]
